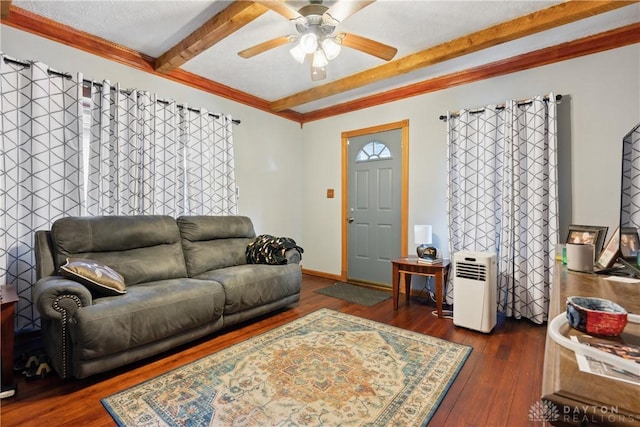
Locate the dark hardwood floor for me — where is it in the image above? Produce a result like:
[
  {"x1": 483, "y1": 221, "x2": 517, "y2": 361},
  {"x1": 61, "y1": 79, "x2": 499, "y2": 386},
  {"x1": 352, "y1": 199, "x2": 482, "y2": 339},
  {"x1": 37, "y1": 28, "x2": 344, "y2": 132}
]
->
[{"x1": 1, "y1": 275, "x2": 547, "y2": 426}]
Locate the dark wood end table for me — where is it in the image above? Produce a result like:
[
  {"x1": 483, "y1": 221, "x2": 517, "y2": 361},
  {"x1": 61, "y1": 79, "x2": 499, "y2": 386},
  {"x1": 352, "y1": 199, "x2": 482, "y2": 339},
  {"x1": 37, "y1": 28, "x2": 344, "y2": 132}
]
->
[
  {"x1": 391, "y1": 257, "x2": 450, "y2": 318},
  {"x1": 1, "y1": 285, "x2": 18, "y2": 398}
]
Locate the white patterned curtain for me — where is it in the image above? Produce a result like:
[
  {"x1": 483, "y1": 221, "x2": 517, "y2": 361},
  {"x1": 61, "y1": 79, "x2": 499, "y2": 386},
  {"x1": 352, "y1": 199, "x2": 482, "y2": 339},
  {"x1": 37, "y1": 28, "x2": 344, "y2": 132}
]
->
[
  {"x1": 86, "y1": 83, "x2": 236, "y2": 216},
  {"x1": 1, "y1": 56, "x2": 83, "y2": 330},
  {"x1": 86, "y1": 82, "x2": 185, "y2": 216},
  {"x1": 182, "y1": 107, "x2": 238, "y2": 215},
  {"x1": 446, "y1": 94, "x2": 559, "y2": 324}
]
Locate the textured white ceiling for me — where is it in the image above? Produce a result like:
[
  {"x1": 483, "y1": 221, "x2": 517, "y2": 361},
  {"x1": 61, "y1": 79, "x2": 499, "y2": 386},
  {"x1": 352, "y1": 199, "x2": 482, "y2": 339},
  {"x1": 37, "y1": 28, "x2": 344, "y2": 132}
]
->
[{"x1": 12, "y1": 0, "x2": 640, "y2": 114}]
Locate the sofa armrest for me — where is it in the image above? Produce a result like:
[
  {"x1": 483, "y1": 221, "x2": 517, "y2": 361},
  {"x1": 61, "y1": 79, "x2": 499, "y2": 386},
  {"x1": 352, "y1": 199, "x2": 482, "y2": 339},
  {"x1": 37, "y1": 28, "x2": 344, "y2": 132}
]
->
[
  {"x1": 34, "y1": 276, "x2": 92, "y2": 320},
  {"x1": 285, "y1": 248, "x2": 302, "y2": 265},
  {"x1": 34, "y1": 276, "x2": 92, "y2": 379}
]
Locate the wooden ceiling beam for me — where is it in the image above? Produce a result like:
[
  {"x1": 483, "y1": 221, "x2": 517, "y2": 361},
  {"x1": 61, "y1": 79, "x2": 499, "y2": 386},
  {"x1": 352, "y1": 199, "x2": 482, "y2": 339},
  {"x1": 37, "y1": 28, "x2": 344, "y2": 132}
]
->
[
  {"x1": 1, "y1": 0, "x2": 12, "y2": 19},
  {"x1": 154, "y1": 1, "x2": 269, "y2": 74},
  {"x1": 270, "y1": 0, "x2": 637, "y2": 112}
]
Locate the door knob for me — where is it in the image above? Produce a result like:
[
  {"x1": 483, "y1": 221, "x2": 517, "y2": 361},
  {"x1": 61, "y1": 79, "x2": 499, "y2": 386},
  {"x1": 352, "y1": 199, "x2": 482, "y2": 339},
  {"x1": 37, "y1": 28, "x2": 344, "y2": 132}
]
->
[{"x1": 347, "y1": 217, "x2": 355, "y2": 223}]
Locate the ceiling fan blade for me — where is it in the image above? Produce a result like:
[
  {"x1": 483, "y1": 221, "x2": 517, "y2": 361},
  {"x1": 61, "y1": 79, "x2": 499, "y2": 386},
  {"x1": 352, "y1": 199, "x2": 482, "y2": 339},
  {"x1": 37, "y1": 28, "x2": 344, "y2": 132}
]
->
[
  {"x1": 324, "y1": 0, "x2": 375, "y2": 23},
  {"x1": 238, "y1": 36, "x2": 293, "y2": 59},
  {"x1": 339, "y1": 33, "x2": 397, "y2": 61},
  {"x1": 260, "y1": 0, "x2": 303, "y2": 20}
]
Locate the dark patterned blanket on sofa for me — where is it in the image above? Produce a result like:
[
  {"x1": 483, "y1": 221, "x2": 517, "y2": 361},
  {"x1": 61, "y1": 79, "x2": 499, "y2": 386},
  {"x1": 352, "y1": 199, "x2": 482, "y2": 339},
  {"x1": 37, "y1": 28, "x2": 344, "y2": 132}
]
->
[{"x1": 246, "y1": 234, "x2": 304, "y2": 265}]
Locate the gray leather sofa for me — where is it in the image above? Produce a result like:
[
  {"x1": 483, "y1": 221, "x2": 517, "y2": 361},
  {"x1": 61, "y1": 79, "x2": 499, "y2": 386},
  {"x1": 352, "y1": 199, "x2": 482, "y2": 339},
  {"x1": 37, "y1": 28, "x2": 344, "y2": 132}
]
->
[{"x1": 33, "y1": 215, "x2": 302, "y2": 379}]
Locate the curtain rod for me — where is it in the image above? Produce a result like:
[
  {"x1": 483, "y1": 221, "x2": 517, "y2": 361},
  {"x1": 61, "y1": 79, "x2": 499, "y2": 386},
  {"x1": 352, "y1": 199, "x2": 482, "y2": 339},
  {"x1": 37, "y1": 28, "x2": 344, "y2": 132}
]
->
[
  {"x1": 3, "y1": 56, "x2": 241, "y2": 125},
  {"x1": 439, "y1": 94, "x2": 562, "y2": 122}
]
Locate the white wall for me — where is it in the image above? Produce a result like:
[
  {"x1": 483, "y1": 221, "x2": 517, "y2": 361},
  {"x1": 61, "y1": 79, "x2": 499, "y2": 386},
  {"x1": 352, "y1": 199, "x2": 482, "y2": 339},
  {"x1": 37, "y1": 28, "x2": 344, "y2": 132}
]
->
[
  {"x1": 0, "y1": 25, "x2": 304, "y2": 239},
  {"x1": 300, "y1": 45, "x2": 640, "y2": 277}
]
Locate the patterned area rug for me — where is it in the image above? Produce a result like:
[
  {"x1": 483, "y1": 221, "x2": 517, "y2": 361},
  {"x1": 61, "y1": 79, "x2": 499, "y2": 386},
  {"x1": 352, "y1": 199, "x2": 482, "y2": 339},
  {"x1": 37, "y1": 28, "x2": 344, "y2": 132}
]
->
[
  {"x1": 315, "y1": 282, "x2": 391, "y2": 306},
  {"x1": 102, "y1": 309, "x2": 471, "y2": 426}
]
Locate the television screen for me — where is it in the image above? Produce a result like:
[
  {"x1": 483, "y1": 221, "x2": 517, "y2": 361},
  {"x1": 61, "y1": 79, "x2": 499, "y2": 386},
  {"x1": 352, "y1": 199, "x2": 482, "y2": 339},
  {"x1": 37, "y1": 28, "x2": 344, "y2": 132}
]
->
[{"x1": 618, "y1": 122, "x2": 640, "y2": 277}]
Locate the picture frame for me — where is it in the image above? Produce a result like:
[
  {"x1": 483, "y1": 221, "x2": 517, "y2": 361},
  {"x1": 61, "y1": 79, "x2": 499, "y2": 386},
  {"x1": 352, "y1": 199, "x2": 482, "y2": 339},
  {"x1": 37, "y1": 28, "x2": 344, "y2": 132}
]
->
[
  {"x1": 565, "y1": 224, "x2": 608, "y2": 259},
  {"x1": 619, "y1": 227, "x2": 640, "y2": 260},
  {"x1": 596, "y1": 226, "x2": 620, "y2": 269}
]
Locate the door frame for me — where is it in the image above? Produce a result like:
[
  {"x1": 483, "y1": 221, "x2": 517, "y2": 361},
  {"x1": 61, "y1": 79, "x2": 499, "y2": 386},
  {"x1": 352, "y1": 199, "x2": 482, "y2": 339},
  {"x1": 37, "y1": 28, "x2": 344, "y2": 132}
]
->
[{"x1": 340, "y1": 119, "x2": 409, "y2": 282}]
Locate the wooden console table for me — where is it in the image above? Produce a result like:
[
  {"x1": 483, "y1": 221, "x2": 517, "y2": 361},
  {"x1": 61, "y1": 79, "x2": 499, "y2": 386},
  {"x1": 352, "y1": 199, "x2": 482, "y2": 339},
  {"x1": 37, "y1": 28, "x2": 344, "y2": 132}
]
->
[
  {"x1": 542, "y1": 263, "x2": 639, "y2": 426},
  {"x1": 391, "y1": 257, "x2": 450, "y2": 318}
]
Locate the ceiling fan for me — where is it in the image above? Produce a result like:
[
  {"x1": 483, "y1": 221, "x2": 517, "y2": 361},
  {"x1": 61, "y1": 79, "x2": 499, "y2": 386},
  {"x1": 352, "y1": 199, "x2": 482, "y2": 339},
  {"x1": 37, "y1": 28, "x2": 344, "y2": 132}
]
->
[{"x1": 238, "y1": 0, "x2": 397, "y2": 81}]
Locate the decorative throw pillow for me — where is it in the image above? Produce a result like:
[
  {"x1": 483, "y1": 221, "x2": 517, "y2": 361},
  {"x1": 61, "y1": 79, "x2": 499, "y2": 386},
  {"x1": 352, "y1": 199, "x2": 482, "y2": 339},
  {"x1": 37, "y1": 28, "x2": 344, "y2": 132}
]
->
[{"x1": 60, "y1": 258, "x2": 126, "y2": 296}]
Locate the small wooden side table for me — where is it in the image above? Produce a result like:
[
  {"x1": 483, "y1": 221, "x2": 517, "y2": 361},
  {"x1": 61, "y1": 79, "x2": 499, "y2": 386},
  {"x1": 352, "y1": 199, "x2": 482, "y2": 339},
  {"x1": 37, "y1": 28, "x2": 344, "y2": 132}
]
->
[
  {"x1": 1, "y1": 285, "x2": 18, "y2": 398},
  {"x1": 391, "y1": 257, "x2": 450, "y2": 318}
]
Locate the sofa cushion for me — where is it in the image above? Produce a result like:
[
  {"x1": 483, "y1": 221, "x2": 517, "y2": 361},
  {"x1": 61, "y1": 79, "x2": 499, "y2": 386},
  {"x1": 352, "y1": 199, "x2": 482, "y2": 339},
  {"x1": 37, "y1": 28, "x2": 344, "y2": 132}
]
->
[
  {"x1": 194, "y1": 264, "x2": 301, "y2": 315},
  {"x1": 178, "y1": 216, "x2": 256, "y2": 276},
  {"x1": 71, "y1": 278, "x2": 225, "y2": 360},
  {"x1": 51, "y1": 215, "x2": 188, "y2": 285},
  {"x1": 60, "y1": 258, "x2": 126, "y2": 296}
]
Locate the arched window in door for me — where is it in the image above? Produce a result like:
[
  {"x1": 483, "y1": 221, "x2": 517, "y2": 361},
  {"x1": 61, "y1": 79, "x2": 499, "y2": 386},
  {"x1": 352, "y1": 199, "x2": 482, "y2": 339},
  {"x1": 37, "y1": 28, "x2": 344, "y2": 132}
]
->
[{"x1": 355, "y1": 141, "x2": 392, "y2": 162}]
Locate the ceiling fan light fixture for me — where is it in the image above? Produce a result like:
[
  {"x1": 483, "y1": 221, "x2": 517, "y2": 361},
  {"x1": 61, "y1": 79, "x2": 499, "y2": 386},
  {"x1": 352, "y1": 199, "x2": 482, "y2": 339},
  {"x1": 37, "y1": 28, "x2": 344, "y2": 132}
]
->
[
  {"x1": 312, "y1": 49, "x2": 328, "y2": 68},
  {"x1": 239, "y1": 0, "x2": 395, "y2": 82},
  {"x1": 299, "y1": 33, "x2": 318, "y2": 54},
  {"x1": 289, "y1": 43, "x2": 306, "y2": 64},
  {"x1": 321, "y1": 37, "x2": 341, "y2": 60}
]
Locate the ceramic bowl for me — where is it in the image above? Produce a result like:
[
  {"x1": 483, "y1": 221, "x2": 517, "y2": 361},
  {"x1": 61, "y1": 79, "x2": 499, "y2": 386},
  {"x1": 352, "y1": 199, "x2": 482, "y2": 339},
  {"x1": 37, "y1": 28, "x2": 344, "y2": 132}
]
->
[{"x1": 566, "y1": 296, "x2": 628, "y2": 336}]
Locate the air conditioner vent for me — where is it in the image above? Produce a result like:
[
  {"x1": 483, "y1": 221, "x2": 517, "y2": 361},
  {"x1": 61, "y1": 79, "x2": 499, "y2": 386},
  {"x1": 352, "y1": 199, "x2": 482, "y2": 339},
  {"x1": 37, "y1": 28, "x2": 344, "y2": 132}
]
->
[{"x1": 455, "y1": 261, "x2": 487, "y2": 282}]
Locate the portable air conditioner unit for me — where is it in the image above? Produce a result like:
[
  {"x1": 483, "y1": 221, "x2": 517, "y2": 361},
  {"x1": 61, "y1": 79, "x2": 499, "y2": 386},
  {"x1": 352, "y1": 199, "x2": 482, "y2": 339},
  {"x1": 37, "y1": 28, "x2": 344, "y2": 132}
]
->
[{"x1": 452, "y1": 251, "x2": 497, "y2": 333}]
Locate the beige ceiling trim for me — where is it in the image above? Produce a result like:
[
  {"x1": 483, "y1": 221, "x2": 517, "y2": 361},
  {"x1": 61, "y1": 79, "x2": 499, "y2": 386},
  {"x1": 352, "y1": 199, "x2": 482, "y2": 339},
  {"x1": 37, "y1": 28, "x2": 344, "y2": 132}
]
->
[
  {"x1": 1, "y1": 0, "x2": 12, "y2": 19},
  {"x1": 155, "y1": 1, "x2": 269, "y2": 74},
  {"x1": 270, "y1": 0, "x2": 637, "y2": 112}
]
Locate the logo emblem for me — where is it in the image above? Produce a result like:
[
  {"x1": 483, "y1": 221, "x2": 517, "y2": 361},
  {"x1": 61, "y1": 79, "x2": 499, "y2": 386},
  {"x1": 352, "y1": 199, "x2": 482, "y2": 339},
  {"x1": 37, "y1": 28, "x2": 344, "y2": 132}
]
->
[{"x1": 529, "y1": 400, "x2": 560, "y2": 422}]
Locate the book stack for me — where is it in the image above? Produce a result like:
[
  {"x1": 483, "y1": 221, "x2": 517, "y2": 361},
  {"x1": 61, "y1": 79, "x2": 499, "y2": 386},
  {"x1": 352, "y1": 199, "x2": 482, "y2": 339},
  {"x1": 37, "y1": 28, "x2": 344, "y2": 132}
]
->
[{"x1": 417, "y1": 257, "x2": 443, "y2": 264}]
